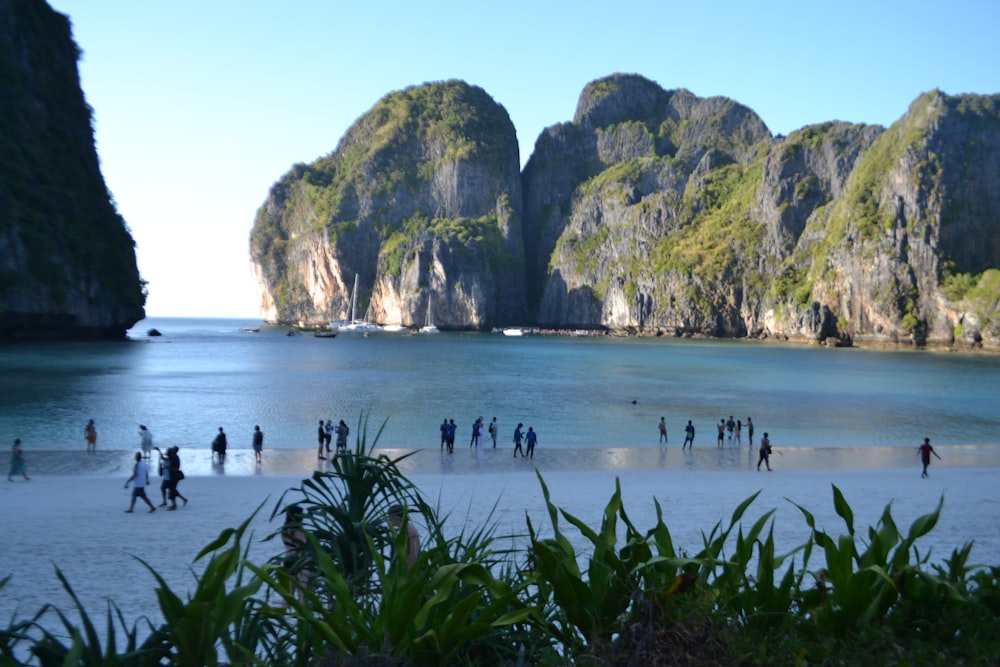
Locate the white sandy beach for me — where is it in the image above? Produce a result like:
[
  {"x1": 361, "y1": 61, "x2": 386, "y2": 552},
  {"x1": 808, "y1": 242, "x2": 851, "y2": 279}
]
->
[{"x1": 2, "y1": 463, "x2": 998, "y2": 637}]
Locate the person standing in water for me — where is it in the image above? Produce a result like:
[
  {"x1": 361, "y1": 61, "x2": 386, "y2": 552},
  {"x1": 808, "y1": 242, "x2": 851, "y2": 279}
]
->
[
  {"x1": 252, "y1": 425, "x2": 264, "y2": 464},
  {"x1": 84, "y1": 419, "x2": 97, "y2": 454},
  {"x1": 8, "y1": 439, "x2": 29, "y2": 481},
  {"x1": 917, "y1": 437, "x2": 941, "y2": 478},
  {"x1": 316, "y1": 420, "x2": 326, "y2": 459},
  {"x1": 212, "y1": 427, "x2": 228, "y2": 463},
  {"x1": 746, "y1": 417, "x2": 754, "y2": 447},
  {"x1": 512, "y1": 423, "x2": 524, "y2": 458},
  {"x1": 489, "y1": 417, "x2": 498, "y2": 448},
  {"x1": 658, "y1": 417, "x2": 668, "y2": 445},
  {"x1": 683, "y1": 420, "x2": 695, "y2": 450},
  {"x1": 335, "y1": 419, "x2": 349, "y2": 453}
]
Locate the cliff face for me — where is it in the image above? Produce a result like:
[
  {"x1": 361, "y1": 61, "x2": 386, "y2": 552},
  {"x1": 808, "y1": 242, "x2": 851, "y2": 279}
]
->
[
  {"x1": 250, "y1": 80, "x2": 525, "y2": 328},
  {"x1": 251, "y1": 73, "x2": 1000, "y2": 351},
  {"x1": 0, "y1": 0, "x2": 145, "y2": 339}
]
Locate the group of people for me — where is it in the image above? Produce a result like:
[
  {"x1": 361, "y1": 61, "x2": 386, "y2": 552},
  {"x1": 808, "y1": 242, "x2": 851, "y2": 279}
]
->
[
  {"x1": 317, "y1": 419, "x2": 349, "y2": 459},
  {"x1": 437, "y1": 417, "x2": 537, "y2": 459},
  {"x1": 660, "y1": 417, "x2": 755, "y2": 449},
  {"x1": 713, "y1": 416, "x2": 754, "y2": 448},
  {"x1": 123, "y1": 443, "x2": 189, "y2": 513},
  {"x1": 661, "y1": 416, "x2": 771, "y2": 469}
]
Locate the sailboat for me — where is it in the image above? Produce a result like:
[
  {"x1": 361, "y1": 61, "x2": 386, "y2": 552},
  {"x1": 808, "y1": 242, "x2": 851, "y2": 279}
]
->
[
  {"x1": 331, "y1": 275, "x2": 383, "y2": 334},
  {"x1": 419, "y1": 294, "x2": 440, "y2": 334}
]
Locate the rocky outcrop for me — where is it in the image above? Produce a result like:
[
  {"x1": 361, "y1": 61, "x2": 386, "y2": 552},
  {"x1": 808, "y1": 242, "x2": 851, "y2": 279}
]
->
[
  {"x1": 522, "y1": 76, "x2": 1000, "y2": 350},
  {"x1": 250, "y1": 80, "x2": 525, "y2": 328},
  {"x1": 251, "y1": 73, "x2": 1000, "y2": 351},
  {"x1": 0, "y1": 0, "x2": 145, "y2": 340}
]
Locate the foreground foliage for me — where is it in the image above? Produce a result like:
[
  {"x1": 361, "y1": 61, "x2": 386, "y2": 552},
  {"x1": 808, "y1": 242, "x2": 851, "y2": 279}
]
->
[{"x1": 4, "y1": 416, "x2": 1000, "y2": 665}]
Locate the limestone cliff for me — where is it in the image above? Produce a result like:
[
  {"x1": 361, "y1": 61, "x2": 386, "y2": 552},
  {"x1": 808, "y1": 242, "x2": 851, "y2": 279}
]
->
[
  {"x1": 523, "y1": 74, "x2": 1000, "y2": 350},
  {"x1": 0, "y1": 0, "x2": 145, "y2": 340},
  {"x1": 251, "y1": 73, "x2": 1000, "y2": 350},
  {"x1": 250, "y1": 80, "x2": 525, "y2": 328}
]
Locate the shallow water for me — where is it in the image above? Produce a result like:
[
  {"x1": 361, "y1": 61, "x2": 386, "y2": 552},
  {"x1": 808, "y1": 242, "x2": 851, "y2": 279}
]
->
[{"x1": 2, "y1": 316, "x2": 999, "y2": 477}]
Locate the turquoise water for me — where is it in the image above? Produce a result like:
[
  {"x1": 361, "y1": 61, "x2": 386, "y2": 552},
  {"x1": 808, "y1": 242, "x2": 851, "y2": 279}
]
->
[{"x1": 2, "y1": 316, "x2": 999, "y2": 475}]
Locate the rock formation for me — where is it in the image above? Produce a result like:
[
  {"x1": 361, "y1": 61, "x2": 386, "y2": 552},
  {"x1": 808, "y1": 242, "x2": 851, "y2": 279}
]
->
[
  {"x1": 251, "y1": 73, "x2": 1000, "y2": 351},
  {"x1": 0, "y1": 0, "x2": 145, "y2": 340},
  {"x1": 250, "y1": 80, "x2": 525, "y2": 329}
]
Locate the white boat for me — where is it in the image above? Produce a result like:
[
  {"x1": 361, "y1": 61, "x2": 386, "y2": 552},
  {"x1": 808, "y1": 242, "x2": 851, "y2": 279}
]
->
[
  {"x1": 502, "y1": 327, "x2": 524, "y2": 337},
  {"x1": 382, "y1": 324, "x2": 408, "y2": 333},
  {"x1": 419, "y1": 295, "x2": 440, "y2": 334},
  {"x1": 332, "y1": 275, "x2": 383, "y2": 333}
]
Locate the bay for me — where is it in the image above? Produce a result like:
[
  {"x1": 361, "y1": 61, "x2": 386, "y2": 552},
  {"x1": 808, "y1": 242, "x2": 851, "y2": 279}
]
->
[{"x1": 1, "y1": 316, "x2": 999, "y2": 476}]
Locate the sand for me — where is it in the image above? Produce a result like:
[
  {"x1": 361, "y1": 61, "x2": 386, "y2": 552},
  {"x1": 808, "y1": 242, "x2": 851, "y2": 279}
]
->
[{"x1": 2, "y1": 461, "x2": 997, "y2": 636}]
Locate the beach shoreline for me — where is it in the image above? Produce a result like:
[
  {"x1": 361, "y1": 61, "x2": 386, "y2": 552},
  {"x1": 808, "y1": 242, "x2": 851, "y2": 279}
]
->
[
  {"x1": 2, "y1": 463, "x2": 997, "y2": 637},
  {"x1": 8, "y1": 442, "x2": 1000, "y2": 478}
]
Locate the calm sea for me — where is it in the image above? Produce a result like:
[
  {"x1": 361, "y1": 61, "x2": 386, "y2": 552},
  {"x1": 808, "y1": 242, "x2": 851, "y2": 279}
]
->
[{"x1": 2, "y1": 316, "x2": 999, "y2": 476}]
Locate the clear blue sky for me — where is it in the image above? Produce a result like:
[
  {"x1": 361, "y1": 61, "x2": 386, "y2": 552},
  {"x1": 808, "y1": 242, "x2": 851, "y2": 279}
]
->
[{"x1": 46, "y1": 0, "x2": 999, "y2": 319}]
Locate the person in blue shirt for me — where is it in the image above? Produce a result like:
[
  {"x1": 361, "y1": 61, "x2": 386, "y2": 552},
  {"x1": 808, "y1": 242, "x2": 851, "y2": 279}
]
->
[
  {"x1": 525, "y1": 427, "x2": 537, "y2": 459},
  {"x1": 513, "y1": 423, "x2": 524, "y2": 457}
]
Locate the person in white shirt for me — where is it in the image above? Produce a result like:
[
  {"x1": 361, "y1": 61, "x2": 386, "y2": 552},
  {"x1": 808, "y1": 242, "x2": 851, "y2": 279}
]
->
[{"x1": 124, "y1": 452, "x2": 156, "y2": 513}]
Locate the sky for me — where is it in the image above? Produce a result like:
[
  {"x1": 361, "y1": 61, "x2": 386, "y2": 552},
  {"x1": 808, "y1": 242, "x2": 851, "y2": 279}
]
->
[{"x1": 45, "y1": 1, "x2": 999, "y2": 319}]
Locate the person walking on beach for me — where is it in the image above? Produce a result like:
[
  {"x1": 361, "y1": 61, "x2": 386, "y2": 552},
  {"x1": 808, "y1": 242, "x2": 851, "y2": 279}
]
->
[
  {"x1": 335, "y1": 419, "x2": 349, "y2": 453},
  {"x1": 918, "y1": 437, "x2": 941, "y2": 478},
  {"x1": 155, "y1": 447, "x2": 171, "y2": 506},
  {"x1": 440, "y1": 418, "x2": 449, "y2": 450},
  {"x1": 139, "y1": 424, "x2": 153, "y2": 459},
  {"x1": 683, "y1": 421, "x2": 695, "y2": 450},
  {"x1": 84, "y1": 419, "x2": 97, "y2": 454},
  {"x1": 513, "y1": 423, "x2": 524, "y2": 457},
  {"x1": 165, "y1": 446, "x2": 188, "y2": 509},
  {"x1": 525, "y1": 427, "x2": 537, "y2": 459},
  {"x1": 658, "y1": 417, "x2": 668, "y2": 444},
  {"x1": 8, "y1": 438, "x2": 29, "y2": 481},
  {"x1": 746, "y1": 417, "x2": 754, "y2": 447},
  {"x1": 717, "y1": 419, "x2": 725, "y2": 448},
  {"x1": 489, "y1": 417, "x2": 498, "y2": 448},
  {"x1": 317, "y1": 420, "x2": 326, "y2": 460},
  {"x1": 124, "y1": 452, "x2": 156, "y2": 513},
  {"x1": 212, "y1": 427, "x2": 228, "y2": 463},
  {"x1": 757, "y1": 433, "x2": 772, "y2": 471},
  {"x1": 252, "y1": 425, "x2": 264, "y2": 464}
]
